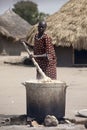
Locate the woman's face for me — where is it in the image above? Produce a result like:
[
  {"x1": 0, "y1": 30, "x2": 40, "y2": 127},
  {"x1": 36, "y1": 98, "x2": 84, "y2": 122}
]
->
[
  {"x1": 38, "y1": 21, "x2": 47, "y2": 34},
  {"x1": 38, "y1": 25, "x2": 46, "y2": 34}
]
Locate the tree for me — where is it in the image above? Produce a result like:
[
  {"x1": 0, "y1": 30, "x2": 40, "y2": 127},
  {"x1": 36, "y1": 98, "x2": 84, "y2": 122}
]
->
[
  {"x1": 12, "y1": 0, "x2": 49, "y2": 25},
  {"x1": 38, "y1": 12, "x2": 49, "y2": 21},
  {"x1": 12, "y1": 0, "x2": 39, "y2": 25}
]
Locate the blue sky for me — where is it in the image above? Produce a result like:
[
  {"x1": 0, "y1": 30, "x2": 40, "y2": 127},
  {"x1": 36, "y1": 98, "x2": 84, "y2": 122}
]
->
[{"x1": 0, "y1": 0, "x2": 69, "y2": 15}]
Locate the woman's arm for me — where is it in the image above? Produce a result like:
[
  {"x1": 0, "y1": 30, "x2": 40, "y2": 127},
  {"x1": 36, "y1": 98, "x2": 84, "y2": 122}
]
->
[{"x1": 34, "y1": 53, "x2": 47, "y2": 58}]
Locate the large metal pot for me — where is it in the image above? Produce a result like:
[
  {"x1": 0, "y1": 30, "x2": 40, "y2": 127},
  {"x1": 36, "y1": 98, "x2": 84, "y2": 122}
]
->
[{"x1": 23, "y1": 80, "x2": 67, "y2": 123}]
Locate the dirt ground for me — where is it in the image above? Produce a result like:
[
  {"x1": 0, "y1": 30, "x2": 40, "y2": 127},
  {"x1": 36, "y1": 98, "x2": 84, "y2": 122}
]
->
[{"x1": 0, "y1": 55, "x2": 87, "y2": 130}]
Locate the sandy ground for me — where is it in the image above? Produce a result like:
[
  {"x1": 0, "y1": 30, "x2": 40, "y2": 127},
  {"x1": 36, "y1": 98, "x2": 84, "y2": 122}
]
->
[{"x1": 0, "y1": 55, "x2": 87, "y2": 130}]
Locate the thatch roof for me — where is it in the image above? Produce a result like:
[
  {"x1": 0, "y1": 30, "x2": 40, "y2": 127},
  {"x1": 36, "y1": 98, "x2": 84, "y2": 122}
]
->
[
  {"x1": 26, "y1": 0, "x2": 87, "y2": 50},
  {"x1": 0, "y1": 9, "x2": 32, "y2": 41}
]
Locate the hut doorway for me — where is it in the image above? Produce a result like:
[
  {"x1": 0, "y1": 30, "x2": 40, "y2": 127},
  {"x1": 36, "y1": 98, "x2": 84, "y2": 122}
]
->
[{"x1": 74, "y1": 49, "x2": 87, "y2": 65}]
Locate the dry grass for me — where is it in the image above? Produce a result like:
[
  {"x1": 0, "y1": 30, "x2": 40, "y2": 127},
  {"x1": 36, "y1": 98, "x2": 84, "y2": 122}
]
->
[{"x1": 0, "y1": 10, "x2": 32, "y2": 41}]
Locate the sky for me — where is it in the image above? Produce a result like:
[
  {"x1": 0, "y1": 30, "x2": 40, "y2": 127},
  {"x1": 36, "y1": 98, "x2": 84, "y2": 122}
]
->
[{"x1": 0, "y1": 0, "x2": 69, "y2": 15}]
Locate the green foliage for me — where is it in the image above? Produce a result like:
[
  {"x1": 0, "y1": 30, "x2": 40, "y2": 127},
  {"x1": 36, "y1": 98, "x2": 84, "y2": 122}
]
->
[
  {"x1": 12, "y1": 0, "x2": 49, "y2": 25},
  {"x1": 12, "y1": 0, "x2": 39, "y2": 25},
  {"x1": 38, "y1": 12, "x2": 49, "y2": 21}
]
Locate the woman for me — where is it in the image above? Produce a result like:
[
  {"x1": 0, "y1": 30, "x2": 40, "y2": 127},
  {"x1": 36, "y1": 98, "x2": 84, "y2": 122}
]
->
[{"x1": 33, "y1": 21, "x2": 57, "y2": 79}]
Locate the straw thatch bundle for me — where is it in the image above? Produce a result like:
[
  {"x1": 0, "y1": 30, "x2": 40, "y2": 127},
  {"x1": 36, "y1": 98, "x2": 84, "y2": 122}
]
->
[
  {"x1": 0, "y1": 9, "x2": 31, "y2": 41},
  {"x1": 26, "y1": 0, "x2": 87, "y2": 50}
]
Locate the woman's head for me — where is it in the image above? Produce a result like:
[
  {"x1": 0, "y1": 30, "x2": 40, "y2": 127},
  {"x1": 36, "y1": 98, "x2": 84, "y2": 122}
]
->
[{"x1": 38, "y1": 21, "x2": 47, "y2": 34}]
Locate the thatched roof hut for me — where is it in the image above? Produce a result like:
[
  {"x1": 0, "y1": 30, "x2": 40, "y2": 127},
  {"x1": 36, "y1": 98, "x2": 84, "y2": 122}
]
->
[
  {"x1": 0, "y1": 9, "x2": 32, "y2": 41},
  {"x1": 0, "y1": 10, "x2": 32, "y2": 55},
  {"x1": 27, "y1": 0, "x2": 87, "y2": 50}
]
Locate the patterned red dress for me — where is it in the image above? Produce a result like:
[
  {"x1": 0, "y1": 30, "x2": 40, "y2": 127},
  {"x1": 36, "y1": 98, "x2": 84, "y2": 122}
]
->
[{"x1": 34, "y1": 33, "x2": 57, "y2": 79}]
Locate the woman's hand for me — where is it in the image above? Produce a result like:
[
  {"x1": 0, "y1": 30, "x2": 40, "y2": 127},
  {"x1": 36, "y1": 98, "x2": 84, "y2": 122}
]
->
[{"x1": 29, "y1": 54, "x2": 34, "y2": 59}]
